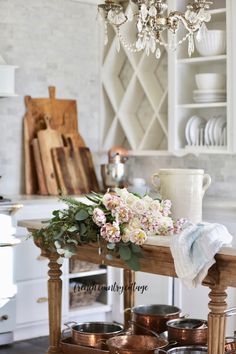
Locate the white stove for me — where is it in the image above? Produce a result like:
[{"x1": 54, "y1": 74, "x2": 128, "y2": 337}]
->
[{"x1": 0, "y1": 200, "x2": 22, "y2": 345}]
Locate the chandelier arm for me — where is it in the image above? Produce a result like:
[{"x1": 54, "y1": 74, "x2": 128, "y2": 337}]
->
[{"x1": 168, "y1": 11, "x2": 203, "y2": 33}]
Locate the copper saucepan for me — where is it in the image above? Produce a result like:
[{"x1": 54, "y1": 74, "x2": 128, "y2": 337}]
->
[
  {"x1": 106, "y1": 334, "x2": 168, "y2": 354},
  {"x1": 63, "y1": 321, "x2": 124, "y2": 349},
  {"x1": 128, "y1": 304, "x2": 182, "y2": 334},
  {"x1": 166, "y1": 318, "x2": 208, "y2": 346},
  {"x1": 155, "y1": 346, "x2": 208, "y2": 354}
]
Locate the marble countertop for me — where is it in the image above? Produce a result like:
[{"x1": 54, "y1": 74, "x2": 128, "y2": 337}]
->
[{"x1": 3, "y1": 194, "x2": 236, "y2": 210}]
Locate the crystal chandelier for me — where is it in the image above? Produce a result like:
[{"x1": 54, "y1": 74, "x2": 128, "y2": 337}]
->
[{"x1": 98, "y1": 0, "x2": 213, "y2": 59}]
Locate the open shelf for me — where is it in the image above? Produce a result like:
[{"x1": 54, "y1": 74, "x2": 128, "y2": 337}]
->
[
  {"x1": 69, "y1": 302, "x2": 112, "y2": 316},
  {"x1": 178, "y1": 103, "x2": 227, "y2": 109},
  {"x1": 178, "y1": 55, "x2": 226, "y2": 64},
  {"x1": 68, "y1": 268, "x2": 107, "y2": 279}
]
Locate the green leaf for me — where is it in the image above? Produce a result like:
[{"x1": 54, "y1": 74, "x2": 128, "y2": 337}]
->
[
  {"x1": 75, "y1": 209, "x2": 89, "y2": 221},
  {"x1": 67, "y1": 239, "x2": 78, "y2": 245},
  {"x1": 106, "y1": 254, "x2": 113, "y2": 260},
  {"x1": 67, "y1": 225, "x2": 79, "y2": 232},
  {"x1": 131, "y1": 244, "x2": 142, "y2": 254},
  {"x1": 79, "y1": 223, "x2": 87, "y2": 235},
  {"x1": 107, "y1": 243, "x2": 116, "y2": 250},
  {"x1": 125, "y1": 254, "x2": 140, "y2": 271},
  {"x1": 119, "y1": 245, "x2": 132, "y2": 261}
]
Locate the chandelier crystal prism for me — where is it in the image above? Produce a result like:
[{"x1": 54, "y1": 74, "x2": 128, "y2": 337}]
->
[{"x1": 98, "y1": 0, "x2": 213, "y2": 58}]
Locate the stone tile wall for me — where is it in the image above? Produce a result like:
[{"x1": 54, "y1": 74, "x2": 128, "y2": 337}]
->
[
  {"x1": 128, "y1": 154, "x2": 236, "y2": 199},
  {"x1": 0, "y1": 0, "x2": 100, "y2": 195}
]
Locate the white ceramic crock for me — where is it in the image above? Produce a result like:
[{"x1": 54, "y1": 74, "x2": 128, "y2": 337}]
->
[{"x1": 152, "y1": 169, "x2": 211, "y2": 223}]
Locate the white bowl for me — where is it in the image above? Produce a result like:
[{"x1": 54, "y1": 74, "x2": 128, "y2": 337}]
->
[
  {"x1": 195, "y1": 73, "x2": 226, "y2": 90},
  {"x1": 195, "y1": 30, "x2": 226, "y2": 56}
]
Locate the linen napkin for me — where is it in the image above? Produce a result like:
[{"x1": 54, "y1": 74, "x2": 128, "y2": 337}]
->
[{"x1": 170, "y1": 222, "x2": 233, "y2": 288}]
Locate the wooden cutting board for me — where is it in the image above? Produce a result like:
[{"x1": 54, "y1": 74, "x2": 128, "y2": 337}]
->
[
  {"x1": 24, "y1": 86, "x2": 79, "y2": 194},
  {"x1": 52, "y1": 146, "x2": 89, "y2": 195},
  {"x1": 37, "y1": 117, "x2": 64, "y2": 195},
  {"x1": 78, "y1": 147, "x2": 100, "y2": 192},
  {"x1": 31, "y1": 138, "x2": 48, "y2": 195},
  {"x1": 25, "y1": 87, "x2": 78, "y2": 139}
]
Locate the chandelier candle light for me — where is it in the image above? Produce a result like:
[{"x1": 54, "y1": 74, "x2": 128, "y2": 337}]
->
[{"x1": 98, "y1": 0, "x2": 213, "y2": 58}]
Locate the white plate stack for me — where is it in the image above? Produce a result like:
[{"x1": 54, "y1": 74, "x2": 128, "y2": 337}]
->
[
  {"x1": 194, "y1": 73, "x2": 226, "y2": 103},
  {"x1": 185, "y1": 115, "x2": 227, "y2": 147},
  {"x1": 193, "y1": 89, "x2": 226, "y2": 103}
]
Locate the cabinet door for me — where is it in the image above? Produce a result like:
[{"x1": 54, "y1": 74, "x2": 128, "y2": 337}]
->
[
  {"x1": 13, "y1": 237, "x2": 48, "y2": 282},
  {"x1": 16, "y1": 279, "x2": 49, "y2": 324}
]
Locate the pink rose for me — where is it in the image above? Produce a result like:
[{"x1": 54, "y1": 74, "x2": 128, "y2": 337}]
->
[
  {"x1": 129, "y1": 229, "x2": 147, "y2": 245},
  {"x1": 112, "y1": 206, "x2": 132, "y2": 223},
  {"x1": 102, "y1": 193, "x2": 123, "y2": 211},
  {"x1": 100, "y1": 222, "x2": 121, "y2": 243},
  {"x1": 92, "y1": 208, "x2": 106, "y2": 227}
]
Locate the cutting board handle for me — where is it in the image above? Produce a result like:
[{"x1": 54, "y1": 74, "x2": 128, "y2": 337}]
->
[
  {"x1": 65, "y1": 136, "x2": 74, "y2": 157},
  {"x1": 48, "y1": 86, "x2": 56, "y2": 99},
  {"x1": 43, "y1": 116, "x2": 53, "y2": 130}
]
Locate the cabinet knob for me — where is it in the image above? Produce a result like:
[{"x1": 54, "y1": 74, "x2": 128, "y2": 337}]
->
[
  {"x1": 0, "y1": 315, "x2": 8, "y2": 321},
  {"x1": 36, "y1": 297, "x2": 48, "y2": 304},
  {"x1": 36, "y1": 255, "x2": 47, "y2": 261}
]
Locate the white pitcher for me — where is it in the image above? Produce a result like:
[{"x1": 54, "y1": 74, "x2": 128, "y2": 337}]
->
[{"x1": 152, "y1": 169, "x2": 211, "y2": 223}]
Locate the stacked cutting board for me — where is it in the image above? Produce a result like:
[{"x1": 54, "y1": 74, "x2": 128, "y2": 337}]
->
[{"x1": 24, "y1": 86, "x2": 99, "y2": 195}]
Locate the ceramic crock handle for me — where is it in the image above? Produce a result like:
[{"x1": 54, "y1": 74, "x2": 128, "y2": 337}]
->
[
  {"x1": 151, "y1": 173, "x2": 161, "y2": 191},
  {"x1": 202, "y1": 174, "x2": 211, "y2": 196}
]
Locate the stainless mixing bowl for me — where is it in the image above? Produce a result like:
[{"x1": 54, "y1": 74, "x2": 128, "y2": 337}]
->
[{"x1": 101, "y1": 163, "x2": 127, "y2": 189}]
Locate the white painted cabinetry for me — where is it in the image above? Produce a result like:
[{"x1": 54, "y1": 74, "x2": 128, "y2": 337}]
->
[
  {"x1": 12, "y1": 197, "x2": 112, "y2": 341},
  {"x1": 101, "y1": 0, "x2": 236, "y2": 156}
]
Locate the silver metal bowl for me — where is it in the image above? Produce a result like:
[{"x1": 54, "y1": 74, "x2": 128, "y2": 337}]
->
[{"x1": 101, "y1": 163, "x2": 127, "y2": 189}]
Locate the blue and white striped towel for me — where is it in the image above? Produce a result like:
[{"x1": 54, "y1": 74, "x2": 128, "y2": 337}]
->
[{"x1": 170, "y1": 222, "x2": 233, "y2": 288}]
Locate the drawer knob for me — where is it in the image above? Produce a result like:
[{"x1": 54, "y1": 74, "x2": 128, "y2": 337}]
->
[
  {"x1": 36, "y1": 255, "x2": 47, "y2": 261},
  {"x1": 0, "y1": 315, "x2": 8, "y2": 321},
  {"x1": 36, "y1": 297, "x2": 48, "y2": 304}
]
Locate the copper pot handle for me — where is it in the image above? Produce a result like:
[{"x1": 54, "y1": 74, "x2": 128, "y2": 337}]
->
[
  {"x1": 180, "y1": 313, "x2": 189, "y2": 319},
  {"x1": 62, "y1": 321, "x2": 77, "y2": 339},
  {"x1": 225, "y1": 307, "x2": 236, "y2": 317},
  {"x1": 124, "y1": 308, "x2": 132, "y2": 313},
  {"x1": 128, "y1": 320, "x2": 161, "y2": 338},
  {"x1": 128, "y1": 321, "x2": 178, "y2": 347}
]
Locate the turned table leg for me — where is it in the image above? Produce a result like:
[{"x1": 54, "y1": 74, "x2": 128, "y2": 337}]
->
[
  {"x1": 208, "y1": 285, "x2": 227, "y2": 354},
  {"x1": 46, "y1": 253, "x2": 63, "y2": 354},
  {"x1": 123, "y1": 269, "x2": 135, "y2": 329}
]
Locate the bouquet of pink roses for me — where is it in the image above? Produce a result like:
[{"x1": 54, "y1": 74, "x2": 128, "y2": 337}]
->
[{"x1": 32, "y1": 188, "x2": 186, "y2": 271}]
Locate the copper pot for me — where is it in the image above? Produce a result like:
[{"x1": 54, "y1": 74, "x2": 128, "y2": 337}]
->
[
  {"x1": 130, "y1": 304, "x2": 181, "y2": 334},
  {"x1": 166, "y1": 318, "x2": 207, "y2": 346},
  {"x1": 107, "y1": 334, "x2": 168, "y2": 354},
  {"x1": 64, "y1": 321, "x2": 124, "y2": 349},
  {"x1": 225, "y1": 336, "x2": 236, "y2": 352},
  {"x1": 155, "y1": 346, "x2": 208, "y2": 354}
]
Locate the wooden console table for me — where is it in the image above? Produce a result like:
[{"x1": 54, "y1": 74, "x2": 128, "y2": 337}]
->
[{"x1": 19, "y1": 219, "x2": 236, "y2": 354}]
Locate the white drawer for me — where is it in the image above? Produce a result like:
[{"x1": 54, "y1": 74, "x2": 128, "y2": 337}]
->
[
  {"x1": 13, "y1": 237, "x2": 48, "y2": 282},
  {"x1": 16, "y1": 280, "x2": 48, "y2": 324},
  {"x1": 0, "y1": 298, "x2": 16, "y2": 332}
]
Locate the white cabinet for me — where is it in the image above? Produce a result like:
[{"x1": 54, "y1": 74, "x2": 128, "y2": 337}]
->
[
  {"x1": 101, "y1": 4, "x2": 168, "y2": 154},
  {"x1": 101, "y1": 0, "x2": 236, "y2": 156},
  {"x1": 168, "y1": 0, "x2": 234, "y2": 156},
  {"x1": 12, "y1": 197, "x2": 112, "y2": 341}
]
